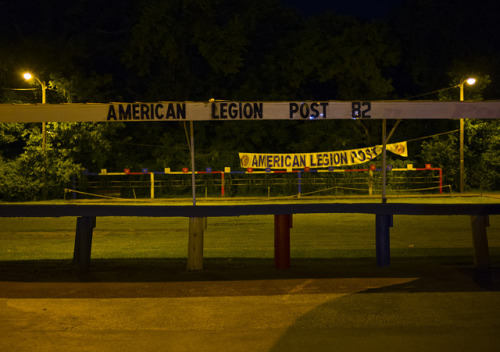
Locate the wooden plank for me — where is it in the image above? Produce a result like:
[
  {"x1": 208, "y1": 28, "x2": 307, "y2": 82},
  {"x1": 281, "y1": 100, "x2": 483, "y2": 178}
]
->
[
  {"x1": 187, "y1": 217, "x2": 205, "y2": 271},
  {"x1": 2, "y1": 101, "x2": 500, "y2": 122},
  {"x1": 1, "y1": 203, "x2": 500, "y2": 218},
  {"x1": 375, "y1": 214, "x2": 393, "y2": 267},
  {"x1": 72, "y1": 216, "x2": 96, "y2": 270},
  {"x1": 471, "y1": 215, "x2": 491, "y2": 268},
  {"x1": 274, "y1": 214, "x2": 292, "y2": 269}
]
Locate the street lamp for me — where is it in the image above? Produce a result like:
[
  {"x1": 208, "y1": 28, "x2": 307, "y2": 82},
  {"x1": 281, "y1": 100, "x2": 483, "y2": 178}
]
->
[
  {"x1": 458, "y1": 77, "x2": 476, "y2": 193},
  {"x1": 23, "y1": 72, "x2": 47, "y2": 155}
]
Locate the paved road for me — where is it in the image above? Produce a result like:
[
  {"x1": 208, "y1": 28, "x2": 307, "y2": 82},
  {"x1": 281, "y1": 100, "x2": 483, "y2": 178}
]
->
[{"x1": 1, "y1": 264, "x2": 500, "y2": 352}]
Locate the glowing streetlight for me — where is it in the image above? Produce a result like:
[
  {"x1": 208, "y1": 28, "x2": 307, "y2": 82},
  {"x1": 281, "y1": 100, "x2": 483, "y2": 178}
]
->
[
  {"x1": 459, "y1": 77, "x2": 476, "y2": 101},
  {"x1": 23, "y1": 72, "x2": 47, "y2": 155},
  {"x1": 23, "y1": 72, "x2": 47, "y2": 104},
  {"x1": 466, "y1": 77, "x2": 476, "y2": 86},
  {"x1": 458, "y1": 77, "x2": 476, "y2": 193}
]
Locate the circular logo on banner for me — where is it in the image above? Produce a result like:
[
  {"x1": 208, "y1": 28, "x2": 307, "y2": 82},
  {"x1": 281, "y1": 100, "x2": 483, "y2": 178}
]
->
[{"x1": 240, "y1": 155, "x2": 250, "y2": 168}]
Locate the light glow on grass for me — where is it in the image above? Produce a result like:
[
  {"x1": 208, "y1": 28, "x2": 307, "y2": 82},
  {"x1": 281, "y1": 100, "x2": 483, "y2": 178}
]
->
[{"x1": 1, "y1": 203, "x2": 499, "y2": 262}]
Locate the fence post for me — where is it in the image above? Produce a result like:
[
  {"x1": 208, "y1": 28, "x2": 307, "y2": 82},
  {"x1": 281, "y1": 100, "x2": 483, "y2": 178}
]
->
[
  {"x1": 368, "y1": 169, "x2": 373, "y2": 196},
  {"x1": 187, "y1": 217, "x2": 205, "y2": 271},
  {"x1": 221, "y1": 172, "x2": 225, "y2": 197},
  {"x1": 73, "y1": 216, "x2": 96, "y2": 270},
  {"x1": 297, "y1": 171, "x2": 301, "y2": 198},
  {"x1": 274, "y1": 214, "x2": 292, "y2": 269},
  {"x1": 439, "y1": 168, "x2": 443, "y2": 194},
  {"x1": 150, "y1": 172, "x2": 155, "y2": 199},
  {"x1": 375, "y1": 213, "x2": 392, "y2": 267},
  {"x1": 72, "y1": 175, "x2": 77, "y2": 199},
  {"x1": 471, "y1": 215, "x2": 490, "y2": 267}
]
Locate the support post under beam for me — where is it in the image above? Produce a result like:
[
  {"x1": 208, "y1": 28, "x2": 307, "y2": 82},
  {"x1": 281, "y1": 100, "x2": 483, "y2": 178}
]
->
[
  {"x1": 187, "y1": 217, "x2": 205, "y2": 271},
  {"x1": 471, "y1": 215, "x2": 490, "y2": 268},
  {"x1": 73, "y1": 216, "x2": 96, "y2": 270},
  {"x1": 375, "y1": 214, "x2": 392, "y2": 267},
  {"x1": 274, "y1": 214, "x2": 292, "y2": 269}
]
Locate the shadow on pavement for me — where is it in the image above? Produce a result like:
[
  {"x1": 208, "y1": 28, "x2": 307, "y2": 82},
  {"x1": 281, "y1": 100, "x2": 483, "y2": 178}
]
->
[
  {"x1": 0, "y1": 256, "x2": 498, "y2": 298},
  {"x1": 269, "y1": 280, "x2": 500, "y2": 352}
]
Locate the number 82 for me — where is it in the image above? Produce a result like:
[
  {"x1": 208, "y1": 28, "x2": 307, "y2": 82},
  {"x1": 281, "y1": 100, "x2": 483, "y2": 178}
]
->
[{"x1": 351, "y1": 102, "x2": 371, "y2": 118}]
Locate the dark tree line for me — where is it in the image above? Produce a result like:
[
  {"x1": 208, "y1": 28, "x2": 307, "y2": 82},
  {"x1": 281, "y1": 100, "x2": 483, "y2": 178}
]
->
[{"x1": 1, "y1": 0, "x2": 499, "y2": 199}]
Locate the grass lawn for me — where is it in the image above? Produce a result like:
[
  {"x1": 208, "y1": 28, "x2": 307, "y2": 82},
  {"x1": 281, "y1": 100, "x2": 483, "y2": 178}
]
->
[{"x1": 1, "y1": 196, "x2": 499, "y2": 265}]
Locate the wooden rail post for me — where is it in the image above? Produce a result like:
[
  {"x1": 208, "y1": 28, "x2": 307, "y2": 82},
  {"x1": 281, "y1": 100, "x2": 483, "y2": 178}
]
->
[
  {"x1": 368, "y1": 169, "x2": 374, "y2": 196},
  {"x1": 471, "y1": 215, "x2": 490, "y2": 268},
  {"x1": 187, "y1": 217, "x2": 205, "y2": 271},
  {"x1": 150, "y1": 172, "x2": 155, "y2": 199},
  {"x1": 376, "y1": 214, "x2": 393, "y2": 267},
  {"x1": 274, "y1": 214, "x2": 292, "y2": 269},
  {"x1": 73, "y1": 216, "x2": 96, "y2": 270}
]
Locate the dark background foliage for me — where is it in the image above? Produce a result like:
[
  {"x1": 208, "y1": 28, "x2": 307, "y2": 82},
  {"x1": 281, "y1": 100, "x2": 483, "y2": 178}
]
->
[{"x1": 1, "y1": 0, "x2": 499, "y2": 199}]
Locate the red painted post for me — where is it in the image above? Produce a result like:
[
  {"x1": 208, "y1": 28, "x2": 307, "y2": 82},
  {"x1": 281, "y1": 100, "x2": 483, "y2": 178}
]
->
[
  {"x1": 274, "y1": 214, "x2": 291, "y2": 269},
  {"x1": 221, "y1": 172, "x2": 225, "y2": 197}
]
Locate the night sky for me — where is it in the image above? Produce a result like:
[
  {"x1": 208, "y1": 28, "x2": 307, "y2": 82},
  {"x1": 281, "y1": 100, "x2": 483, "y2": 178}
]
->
[{"x1": 282, "y1": 0, "x2": 408, "y2": 18}]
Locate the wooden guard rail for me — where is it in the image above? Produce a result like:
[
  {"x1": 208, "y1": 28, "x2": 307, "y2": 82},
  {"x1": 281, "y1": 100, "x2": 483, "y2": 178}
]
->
[{"x1": 1, "y1": 203, "x2": 499, "y2": 270}]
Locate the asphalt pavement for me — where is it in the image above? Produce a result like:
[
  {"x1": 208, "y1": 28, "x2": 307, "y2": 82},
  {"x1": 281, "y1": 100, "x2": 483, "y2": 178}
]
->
[{"x1": 1, "y1": 259, "x2": 499, "y2": 352}]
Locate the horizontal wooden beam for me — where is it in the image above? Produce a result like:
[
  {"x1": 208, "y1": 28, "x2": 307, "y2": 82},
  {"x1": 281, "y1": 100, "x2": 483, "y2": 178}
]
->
[
  {"x1": 1, "y1": 203, "x2": 500, "y2": 218},
  {"x1": 1, "y1": 101, "x2": 500, "y2": 122}
]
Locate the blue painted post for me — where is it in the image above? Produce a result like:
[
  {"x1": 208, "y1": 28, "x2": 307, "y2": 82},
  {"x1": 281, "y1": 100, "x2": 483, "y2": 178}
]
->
[{"x1": 375, "y1": 214, "x2": 393, "y2": 267}]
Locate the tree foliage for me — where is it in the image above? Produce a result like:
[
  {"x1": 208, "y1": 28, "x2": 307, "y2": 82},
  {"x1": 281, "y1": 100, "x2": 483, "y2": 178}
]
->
[
  {"x1": 1, "y1": 0, "x2": 499, "y2": 199},
  {"x1": 465, "y1": 120, "x2": 500, "y2": 191},
  {"x1": 0, "y1": 134, "x2": 80, "y2": 201}
]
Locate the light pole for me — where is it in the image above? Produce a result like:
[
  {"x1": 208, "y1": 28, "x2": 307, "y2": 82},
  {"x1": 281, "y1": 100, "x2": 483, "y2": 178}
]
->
[
  {"x1": 459, "y1": 77, "x2": 476, "y2": 193},
  {"x1": 23, "y1": 72, "x2": 47, "y2": 155}
]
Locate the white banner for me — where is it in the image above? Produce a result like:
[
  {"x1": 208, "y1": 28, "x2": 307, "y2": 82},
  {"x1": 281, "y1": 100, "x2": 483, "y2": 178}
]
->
[{"x1": 1, "y1": 101, "x2": 500, "y2": 122}]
